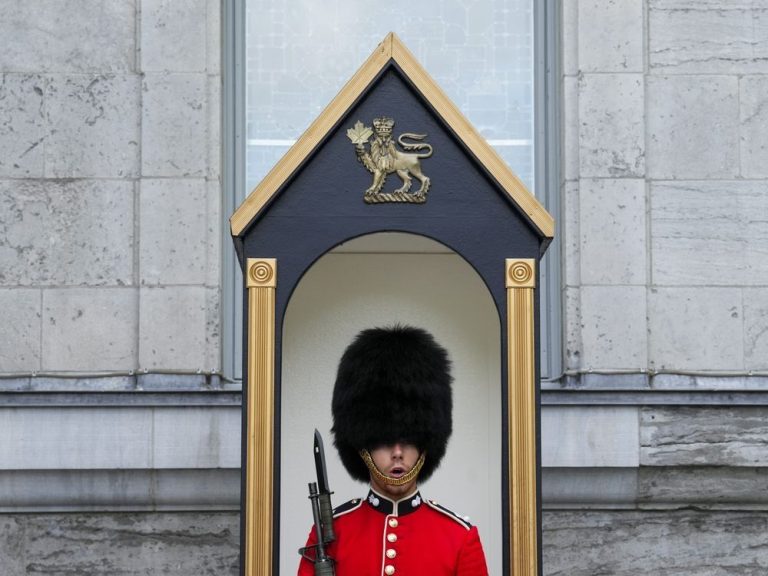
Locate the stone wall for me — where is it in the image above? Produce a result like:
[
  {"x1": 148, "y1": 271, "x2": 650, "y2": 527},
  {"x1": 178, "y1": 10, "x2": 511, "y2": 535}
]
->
[
  {"x1": 0, "y1": 0, "x2": 221, "y2": 378},
  {"x1": 553, "y1": 2, "x2": 768, "y2": 573},
  {"x1": 562, "y1": 0, "x2": 768, "y2": 376},
  {"x1": 2, "y1": 0, "x2": 768, "y2": 574}
]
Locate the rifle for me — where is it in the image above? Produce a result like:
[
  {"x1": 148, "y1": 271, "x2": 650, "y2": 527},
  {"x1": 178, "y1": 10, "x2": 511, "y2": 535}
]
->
[{"x1": 298, "y1": 430, "x2": 336, "y2": 575}]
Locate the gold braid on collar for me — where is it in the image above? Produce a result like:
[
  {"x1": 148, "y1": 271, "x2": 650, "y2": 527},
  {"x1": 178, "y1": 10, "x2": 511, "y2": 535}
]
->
[{"x1": 359, "y1": 449, "x2": 426, "y2": 486}]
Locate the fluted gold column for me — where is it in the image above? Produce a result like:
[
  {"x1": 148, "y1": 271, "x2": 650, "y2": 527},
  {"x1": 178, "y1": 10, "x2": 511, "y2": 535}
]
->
[
  {"x1": 505, "y1": 258, "x2": 537, "y2": 576},
  {"x1": 245, "y1": 258, "x2": 277, "y2": 576}
]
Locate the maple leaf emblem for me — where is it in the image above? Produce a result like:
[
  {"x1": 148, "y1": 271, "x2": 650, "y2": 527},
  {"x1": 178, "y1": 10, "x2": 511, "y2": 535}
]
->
[{"x1": 346, "y1": 121, "x2": 373, "y2": 145}]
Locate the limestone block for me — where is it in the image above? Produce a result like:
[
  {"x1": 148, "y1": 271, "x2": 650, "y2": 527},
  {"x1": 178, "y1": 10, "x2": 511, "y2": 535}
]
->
[
  {"x1": 744, "y1": 288, "x2": 768, "y2": 371},
  {"x1": 542, "y1": 510, "x2": 768, "y2": 575},
  {"x1": 45, "y1": 74, "x2": 140, "y2": 178},
  {"x1": 648, "y1": 287, "x2": 743, "y2": 371},
  {"x1": 205, "y1": 286, "x2": 221, "y2": 372},
  {"x1": 641, "y1": 407, "x2": 768, "y2": 466},
  {"x1": 740, "y1": 76, "x2": 768, "y2": 178},
  {"x1": 139, "y1": 286, "x2": 208, "y2": 369},
  {"x1": 0, "y1": 289, "x2": 41, "y2": 372},
  {"x1": 206, "y1": 180, "x2": 222, "y2": 287},
  {"x1": 639, "y1": 467, "x2": 768, "y2": 508},
  {"x1": 578, "y1": 0, "x2": 644, "y2": 72},
  {"x1": 0, "y1": 516, "x2": 24, "y2": 576},
  {"x1": 580, "y1": 178, "x2": 646, "y2": 285},
  {"x1": 561, "y1": 0, "x2": 578, "y2": 76},
  {"x1": 580, "y1": 286, "x2": 647, "y2": 370},
  {"x1": 651, "y1": 181, "x2": 768, "y2": 286},
  {"x1": 20, "y1": 513, "x2": 239, "y2": 575},
  {"x1": 207, "y1": 74, "x2": 221, "y2": 180},
  {"x1": 139, "y1": 179, "x2": 207, "y2": 285},
  {"x1": 563, "y1": 181, "x2": 580, "y2": 286},
  {"x1": 42, "y1": 288, "x2": 138, "y2": 371},
  {"x1": 207, "y1": 0, "x2": 222, "y2": 74},
  {"x1": 142, "y1": 73, "x2": 208, "y2": 177},
  {"x1": 0, "y1": 179, "x2": 134, "y2": 286},
  {"x1": 0, "y1": 0, "x2": 135, "y2": 73},
  {"x1": 649, "y1": 6, "x2": 768, "y2": 74},
  {"x1": 562, "y1": 76, "x2": 579, "y2": 181},
  {"x1": 647, "y1": 75, "x2": 739, "y2": 179},
  {"x1": 579, "y1": 73, "x2": 645, "y2": 177},
  {"x1": 564, "y1": 286, "x2": 582, "y2": 370},
  {"x1": 541, "y1": 406, "x2": 640, "y2": 467},
  {"x1": 0, "y1": 74, "x2": 46, "y2": 177},
  {"x1": 141, "y1": 0, "x2": 207, "y2": 72},
  {"x1": 0, "y1": 407, "x2": 152, "y2": 469},
  {"x1": 152, "y1": 407, "x2": 240, "y2": 468}
]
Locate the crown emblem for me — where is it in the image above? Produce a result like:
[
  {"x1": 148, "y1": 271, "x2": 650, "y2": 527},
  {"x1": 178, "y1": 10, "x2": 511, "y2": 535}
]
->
[{"x1": 372, "y1": 117, "x2": 395, "y2": 136}]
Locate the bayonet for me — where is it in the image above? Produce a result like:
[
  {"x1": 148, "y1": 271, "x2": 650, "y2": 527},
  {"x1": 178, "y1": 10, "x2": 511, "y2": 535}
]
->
[{"x1": 313, "y1": 429, "x2": 336, "y2": 543}]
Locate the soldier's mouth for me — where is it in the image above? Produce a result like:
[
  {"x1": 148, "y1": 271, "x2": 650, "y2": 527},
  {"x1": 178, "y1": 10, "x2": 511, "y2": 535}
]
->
[{"x1": 390, "y1": 467, "x2": 406, "y2": 477}]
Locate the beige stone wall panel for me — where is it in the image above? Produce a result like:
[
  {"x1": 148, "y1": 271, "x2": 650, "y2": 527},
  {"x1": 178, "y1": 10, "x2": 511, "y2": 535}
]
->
[
  {"x1": 45, "y1": 74, "x2": 140, "y2": 178},
  {"x1": 564, "y1": 285, "x2": 582, "y2": 370},
  {"x1": 141, "y1": 73, "x2": 208, "y2": 177},
  {"x1": 207, "y1": 73, "x2": 222, "y2": 181},
  {"x1": 562, "y1": 75, "x2": 579, "y2": 181},
  {"x1": 580, "y1": 285, "x2": 648, "y2": 369},
  {"x1": 739, "y1": 75, "x2": 768, "y2": 178},
  {"x1": 578, "y1": 0, "x2": 644, "y2": 73},
  {"x1": 648, "y1": 287, "x2": 744, "y2": 371},
  {"x1": 139, "y1": 179, "x2": 208, "y2": 286},
  {"x1": 0, "y1": 0, "x2": 136, "y2": 73},
  {"x1": 743, "y1": 287, "x2": 768, "y2": 371},
  {"x1": 0, "y1": 179, "x2": 134, "y2": 286},
  {"x1": 647, "y1": 75, "x2": 739, "y2": 179},
  {"x1": 649, "y1": 6, "x2": 768, "y2": 74},
  {"x1": 641, "y1": 407, "x2": 768, "y2": 467},
  {"x1": 0, "y1": 288, "x2": 41, "y2": 372},
  {"x1": 141, "y1": 0, "x2": 208, "y2": 73},
  {"x1": 563, "y1": 180, "x2": 580, "y2": 286},
  {"x1": 139, "y1": 286, "x2": 209, "y2": 370},
  {"x1": 651, "y1": 181, "x2": 768, "y2": 286},
  {"x1": 0, "y1": 74, "x2": 46, "y2": 178},
  {"x1": 580, "y1": 178, "x2": 646, "y2": 285},
  {"x1": 578, "y1": 73, "x2": 645, "y2": 177},
  {"x1": 561, "y1": 0, "x2": 579, "y2": 76},
  {"x1": 42, "y1": 288, "x2": 138, "y2": 371}
]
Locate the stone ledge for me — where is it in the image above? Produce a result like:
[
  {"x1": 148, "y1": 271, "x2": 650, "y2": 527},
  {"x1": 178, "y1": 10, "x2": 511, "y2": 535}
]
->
[
  {"x1": 3, "y1": 466, "x2": 766, "y2": 513},
  {"x1": 543, "y1": 467, "x2": 768, "y2": 510},
  {"x1": 0, "y1": 469, "x2": 239, "y2": 512}
]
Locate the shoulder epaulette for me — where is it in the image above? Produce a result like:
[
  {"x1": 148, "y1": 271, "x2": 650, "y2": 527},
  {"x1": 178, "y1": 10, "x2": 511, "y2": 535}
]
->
[
  {"x1": 332, "y1": 497, "x2": 364, "y2": 518},
  {"x1": 425, "y1": 499, "x2": 473, "y2": 529}
]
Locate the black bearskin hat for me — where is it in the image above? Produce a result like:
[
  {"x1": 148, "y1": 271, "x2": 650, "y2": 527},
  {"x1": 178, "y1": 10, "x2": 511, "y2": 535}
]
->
[{"x1": 331, "y1": 325, "x2": 453, "y2": 483}]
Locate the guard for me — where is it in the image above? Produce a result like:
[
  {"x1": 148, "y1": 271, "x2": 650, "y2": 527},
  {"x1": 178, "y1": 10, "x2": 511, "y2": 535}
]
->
[{"x1": 298, "y1": 325, "x2": 489, "y2": 575}]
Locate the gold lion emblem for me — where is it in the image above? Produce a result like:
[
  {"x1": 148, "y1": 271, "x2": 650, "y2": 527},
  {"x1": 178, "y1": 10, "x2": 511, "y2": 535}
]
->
[{"x1": 347, "y1": 117, "x2": 433, "y2": 204}]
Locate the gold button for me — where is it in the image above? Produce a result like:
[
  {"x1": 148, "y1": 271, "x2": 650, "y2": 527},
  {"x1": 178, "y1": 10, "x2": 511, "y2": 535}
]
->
[
  {"x1": 387, "y1": 533, "x2": 397, "y2": 543},
  {"x1": 386, "y1": 549, "x2": 397, "y2": 559},
  {"x1": 388, "y1": 518, "x2": 398, "y2": 528},
  {"x1": 384, "y1": 566, "x2": 395, "y2": 575}
]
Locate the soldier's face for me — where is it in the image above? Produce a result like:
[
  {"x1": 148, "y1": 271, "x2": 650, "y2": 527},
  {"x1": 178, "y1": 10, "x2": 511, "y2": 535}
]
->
[{"x1": 369, "y1": 442, "x2": 421, "y2": 499}]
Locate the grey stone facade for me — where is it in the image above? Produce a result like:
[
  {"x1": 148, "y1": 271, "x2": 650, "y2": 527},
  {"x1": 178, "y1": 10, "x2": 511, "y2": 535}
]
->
[{"x1": 1, "y1": 0, "x2": 767, "y2": 574}]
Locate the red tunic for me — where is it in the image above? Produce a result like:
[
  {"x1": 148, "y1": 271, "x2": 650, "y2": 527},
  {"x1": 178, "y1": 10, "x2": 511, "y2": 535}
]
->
[{"x1": 298, "y1": 488, "x2": 488, "y2": 576}]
